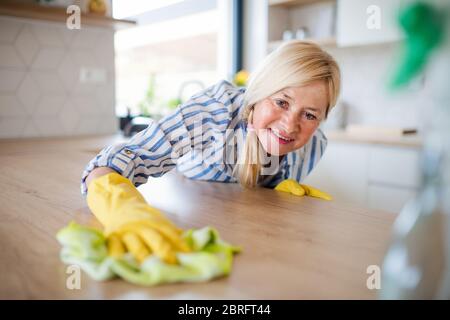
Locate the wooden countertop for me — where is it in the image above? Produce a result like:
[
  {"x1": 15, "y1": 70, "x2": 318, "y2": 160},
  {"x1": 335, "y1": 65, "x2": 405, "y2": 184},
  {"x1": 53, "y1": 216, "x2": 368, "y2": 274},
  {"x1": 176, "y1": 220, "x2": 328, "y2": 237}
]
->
[{"x1": 0, "y1": 135, "x2": 396, "y2": 299}]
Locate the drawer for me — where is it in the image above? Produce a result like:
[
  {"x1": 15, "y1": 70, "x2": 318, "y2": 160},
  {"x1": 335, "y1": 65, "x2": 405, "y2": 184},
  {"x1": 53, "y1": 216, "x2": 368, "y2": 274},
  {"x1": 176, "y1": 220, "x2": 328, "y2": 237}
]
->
[
  {"x1": 368, "y1": 146, "x2": 421, "y2": 188},
  {"x1": 368, "y1": 184, "x2": 418, "y2": 214},
  {"x1": 303, "y1": 143, "x2": 369, "y2": 206}
]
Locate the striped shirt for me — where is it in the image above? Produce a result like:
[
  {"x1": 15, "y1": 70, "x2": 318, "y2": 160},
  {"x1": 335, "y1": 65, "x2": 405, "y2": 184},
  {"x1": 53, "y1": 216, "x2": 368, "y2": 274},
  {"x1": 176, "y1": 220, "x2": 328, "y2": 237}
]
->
[{"x1": 81, "y1": 80, "x2": 328, "y2": 195}]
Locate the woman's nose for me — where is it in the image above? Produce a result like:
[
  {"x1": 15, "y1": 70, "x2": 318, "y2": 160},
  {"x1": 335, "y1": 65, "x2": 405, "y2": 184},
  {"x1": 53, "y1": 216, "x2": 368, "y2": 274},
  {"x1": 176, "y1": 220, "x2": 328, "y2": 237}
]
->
[{"x1": 280, "y1": 111, "x2": 300, "y2": 134}]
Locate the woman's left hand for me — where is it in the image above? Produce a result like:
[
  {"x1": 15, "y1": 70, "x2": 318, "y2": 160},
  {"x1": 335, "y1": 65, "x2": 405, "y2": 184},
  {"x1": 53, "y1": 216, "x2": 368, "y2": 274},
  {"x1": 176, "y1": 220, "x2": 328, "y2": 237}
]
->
[{"x1": 274, "y1": 179, "x2": 332, "y2": 201}]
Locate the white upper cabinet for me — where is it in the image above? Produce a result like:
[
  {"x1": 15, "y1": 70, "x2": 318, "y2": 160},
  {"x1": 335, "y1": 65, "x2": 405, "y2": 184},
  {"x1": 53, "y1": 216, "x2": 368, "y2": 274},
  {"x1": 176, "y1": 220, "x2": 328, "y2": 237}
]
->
[{"x1": 336, "y1": 0, "x2": 405, "y2": 47}]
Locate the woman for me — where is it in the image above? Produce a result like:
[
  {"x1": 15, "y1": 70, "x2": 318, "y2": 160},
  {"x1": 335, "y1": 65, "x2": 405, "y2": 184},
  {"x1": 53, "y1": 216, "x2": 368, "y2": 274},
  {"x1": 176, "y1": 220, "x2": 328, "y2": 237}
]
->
[{"x1": 84, "y1": 41, "x2": 341, "y2": 264}]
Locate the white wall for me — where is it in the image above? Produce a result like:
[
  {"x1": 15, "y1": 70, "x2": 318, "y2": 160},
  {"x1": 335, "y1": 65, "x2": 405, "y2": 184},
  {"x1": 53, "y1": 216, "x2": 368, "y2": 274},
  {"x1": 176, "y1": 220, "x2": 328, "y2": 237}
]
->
[
  {"x1": 217, "y1": 0, "x2": 233, "y2": 80},
  {"x1": 326, "y1": 42, "x2": 427, "y2": 131},
  {"x1": 0, "y1": 16, "x2": 117, "y2": 138},
  {"x1": 245, "y1": 1, "x2": 430, "y2": 131},
  {"x1": 243, "y1": 0, "x2": 268, "y2": 73}
]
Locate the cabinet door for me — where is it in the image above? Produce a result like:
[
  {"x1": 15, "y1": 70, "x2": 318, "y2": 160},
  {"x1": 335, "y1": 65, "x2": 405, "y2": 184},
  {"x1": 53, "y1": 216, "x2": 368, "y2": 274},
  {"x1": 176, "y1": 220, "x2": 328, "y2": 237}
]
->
[
  {"x1": 336, "y1": 0, "x2": 404, "y2": 47},
  {"x1": 368, "y1": 146, "x2": 420, "y2": 188},
  {"x1": 368, "y1": 184, "x2": 418, "y2": 214},
  {"x1": 303, "y1": 141, "x2": 421, "y2": 211},
  {"x1": 303, "y1": 142, "x2": 369, "y2": 207}
]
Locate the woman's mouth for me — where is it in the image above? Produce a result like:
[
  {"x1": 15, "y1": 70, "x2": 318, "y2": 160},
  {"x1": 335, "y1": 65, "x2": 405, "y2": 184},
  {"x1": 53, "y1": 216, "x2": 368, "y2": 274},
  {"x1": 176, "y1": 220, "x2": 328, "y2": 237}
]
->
[{"x1": 268, "y1": 128, "x2": 295, "y2": 145}]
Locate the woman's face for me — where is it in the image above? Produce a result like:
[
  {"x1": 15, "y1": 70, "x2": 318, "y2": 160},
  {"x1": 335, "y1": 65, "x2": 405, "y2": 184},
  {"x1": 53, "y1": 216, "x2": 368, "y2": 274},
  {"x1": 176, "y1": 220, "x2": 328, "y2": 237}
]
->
[{"x1": 252, "y1": 80, "x2": 329, "y2": 156}]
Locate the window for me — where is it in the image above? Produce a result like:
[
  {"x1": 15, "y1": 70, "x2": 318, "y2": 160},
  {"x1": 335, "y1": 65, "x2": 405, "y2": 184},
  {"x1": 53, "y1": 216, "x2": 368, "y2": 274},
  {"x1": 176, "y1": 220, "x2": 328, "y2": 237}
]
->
[{"x1": 113, "y1": 0, "x2": 232, "y2": 119}]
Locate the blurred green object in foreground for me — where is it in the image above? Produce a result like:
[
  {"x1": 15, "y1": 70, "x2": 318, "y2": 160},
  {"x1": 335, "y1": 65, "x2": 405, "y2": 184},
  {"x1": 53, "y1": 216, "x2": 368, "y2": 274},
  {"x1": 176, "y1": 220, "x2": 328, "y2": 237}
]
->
[
  {"x1": 390, "y1": 2, "x2": 446, "y2": 89},
  {"x1": 56, "y1": 222, "x2": 240, "y2": 286}
]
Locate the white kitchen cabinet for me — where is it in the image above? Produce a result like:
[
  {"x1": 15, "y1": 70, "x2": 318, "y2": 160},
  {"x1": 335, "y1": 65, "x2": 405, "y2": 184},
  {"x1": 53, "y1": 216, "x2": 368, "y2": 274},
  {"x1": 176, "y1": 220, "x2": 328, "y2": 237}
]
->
[
  {"x1": 303, "y1": 140, "x2": 421, "y2": 213},
  {"x1": 266, "y1": 0, "x2": 337, "y2": 55},
  {"x1": 368, "y1": 184, "x2": 417, "y2": 213},
  {"x1": 336, "y1": 0, "x2": 405, "y2": 47},
  {"x1": 368, "y1": 146, "x2": 420, "y2": 188},
  {"x1": 303, "y1": 142, "x2": 370, "y2": 207}
]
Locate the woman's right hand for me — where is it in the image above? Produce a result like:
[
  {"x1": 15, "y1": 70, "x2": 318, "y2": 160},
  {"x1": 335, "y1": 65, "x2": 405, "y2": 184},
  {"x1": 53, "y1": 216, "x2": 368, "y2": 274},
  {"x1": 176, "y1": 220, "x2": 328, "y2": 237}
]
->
[
  {"x1": 86, "y1": 171, "x2": 191, "y2": 264},
  {"x1": 85, "y1": 166, "x2": 116, "y2": 191}
]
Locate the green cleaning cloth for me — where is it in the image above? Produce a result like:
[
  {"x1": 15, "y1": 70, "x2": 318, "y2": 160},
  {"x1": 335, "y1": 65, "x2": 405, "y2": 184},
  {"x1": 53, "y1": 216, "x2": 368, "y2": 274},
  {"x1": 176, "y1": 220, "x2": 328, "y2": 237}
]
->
[{"x1": 56, "y1": 222, "x2": 241, "y2": 286}]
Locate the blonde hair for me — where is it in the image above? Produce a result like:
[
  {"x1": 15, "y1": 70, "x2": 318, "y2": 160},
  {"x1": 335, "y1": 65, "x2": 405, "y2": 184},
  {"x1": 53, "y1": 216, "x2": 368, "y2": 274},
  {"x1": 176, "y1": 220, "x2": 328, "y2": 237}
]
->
[{"x1": 234, "y1": 40, "x2": 341, "y2": 188}]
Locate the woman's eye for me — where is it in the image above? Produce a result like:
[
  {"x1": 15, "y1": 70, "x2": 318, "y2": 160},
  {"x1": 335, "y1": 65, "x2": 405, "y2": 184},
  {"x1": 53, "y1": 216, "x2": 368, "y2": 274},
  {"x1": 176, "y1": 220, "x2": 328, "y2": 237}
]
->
[
  {"x1": 275, "y1": 99, "x2": 288, "y2": 109},
  {"x1": 304, "y1": 112, "x2": 317, "y2": 121}
]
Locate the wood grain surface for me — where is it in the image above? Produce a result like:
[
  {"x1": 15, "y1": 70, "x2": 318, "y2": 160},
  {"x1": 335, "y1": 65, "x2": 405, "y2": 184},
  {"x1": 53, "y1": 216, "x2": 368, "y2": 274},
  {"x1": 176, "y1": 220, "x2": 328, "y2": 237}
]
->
[{"x1": 0, "y1": 135, "x2": 396, "y2": 299}]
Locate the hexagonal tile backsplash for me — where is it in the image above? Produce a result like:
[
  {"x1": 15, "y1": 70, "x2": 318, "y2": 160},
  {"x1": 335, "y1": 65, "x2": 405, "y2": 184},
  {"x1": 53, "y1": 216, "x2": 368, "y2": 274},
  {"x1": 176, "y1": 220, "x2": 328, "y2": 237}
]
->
[{"x1": 0, "y1": 16, "x2": 117, "y2": 138}]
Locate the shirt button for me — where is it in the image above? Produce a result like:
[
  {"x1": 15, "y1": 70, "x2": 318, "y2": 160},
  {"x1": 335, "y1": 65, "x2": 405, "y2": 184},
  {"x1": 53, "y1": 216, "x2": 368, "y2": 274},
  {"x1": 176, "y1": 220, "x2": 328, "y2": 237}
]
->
[{"x1": 124, "y1": 149, "x2": 132, "y2": 155}]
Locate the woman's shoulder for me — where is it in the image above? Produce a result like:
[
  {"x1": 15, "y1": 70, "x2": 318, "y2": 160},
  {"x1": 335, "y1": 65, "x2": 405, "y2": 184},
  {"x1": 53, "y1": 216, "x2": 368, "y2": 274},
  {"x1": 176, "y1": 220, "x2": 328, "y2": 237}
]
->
[
  {"x1": 314, "y1": 127, "x2": 327, "y2": 142},
  {"x1": 304, "y1": 128, "x2": 328, "y2": 152},
  {"x1": 287, "y1": 129, "x2": 328, "y2": 162},
  {"x1": 185, "y1": 80, "x2": 246, "y2": 127},
  {"x1": 192, "y1": 80, "x2": 245, "y2": 105}
]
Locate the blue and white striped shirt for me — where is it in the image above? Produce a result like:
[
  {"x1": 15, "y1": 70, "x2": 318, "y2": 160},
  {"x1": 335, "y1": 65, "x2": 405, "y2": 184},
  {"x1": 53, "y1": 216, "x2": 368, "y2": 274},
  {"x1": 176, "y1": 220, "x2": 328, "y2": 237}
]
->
[{"x1": 81, "y1": 80, "x2": 328, "y2": 195}]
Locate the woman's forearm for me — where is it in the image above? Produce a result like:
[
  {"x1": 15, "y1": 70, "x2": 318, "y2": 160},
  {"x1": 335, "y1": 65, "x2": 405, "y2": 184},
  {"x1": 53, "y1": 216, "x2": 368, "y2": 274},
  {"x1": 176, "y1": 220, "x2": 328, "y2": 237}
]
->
[{"x1": 85, "y1": 167, "x2": 116, "y2": 191}]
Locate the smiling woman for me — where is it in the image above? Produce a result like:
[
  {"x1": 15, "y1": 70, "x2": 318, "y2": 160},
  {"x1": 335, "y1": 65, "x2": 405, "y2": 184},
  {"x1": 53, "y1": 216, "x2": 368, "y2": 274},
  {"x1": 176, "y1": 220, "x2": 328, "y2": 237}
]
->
[
  {"x1": 252, "y1": 81, "x2": 328, "y2": 156},
  {"x1": 84, "y1": 40, "x2": 341, "y2": 194},
  {"x1": 235, "y1": 40, "x2": 341, "y2": 187},
  {"x1": 81, "y1": 40, "x2": 341, "y2": 268}
]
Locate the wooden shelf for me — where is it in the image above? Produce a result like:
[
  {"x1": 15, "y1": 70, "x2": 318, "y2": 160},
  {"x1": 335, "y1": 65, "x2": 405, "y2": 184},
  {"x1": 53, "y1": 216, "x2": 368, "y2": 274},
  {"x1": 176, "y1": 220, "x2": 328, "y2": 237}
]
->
[
  {"x1": 269, "y1": 0, "x2": 333, "y2": 8},
  {"x1": 0, "y1": 1, "x2": 136, "y2": 30},
  {"x1": 268, "y1": 37, "x2": 336, "y2": 51}
]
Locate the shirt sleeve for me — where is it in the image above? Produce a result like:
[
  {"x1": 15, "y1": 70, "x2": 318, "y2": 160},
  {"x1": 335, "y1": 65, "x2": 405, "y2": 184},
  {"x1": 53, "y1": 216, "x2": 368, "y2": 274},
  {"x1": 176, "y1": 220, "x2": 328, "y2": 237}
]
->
[{"x1": 80, "y1": 80, "x2": 238, "y2": 195}]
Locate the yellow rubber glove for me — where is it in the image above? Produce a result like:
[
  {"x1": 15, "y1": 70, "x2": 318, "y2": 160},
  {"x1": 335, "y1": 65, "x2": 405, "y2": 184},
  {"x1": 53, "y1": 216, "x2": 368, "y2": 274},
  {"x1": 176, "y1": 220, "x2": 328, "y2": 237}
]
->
[
  {"x1": 274, "y1": 179, "x2": 332, "y2": 201},
  {"x1": 87, "y1": 172, "x2": 190, "y2": 264}
]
